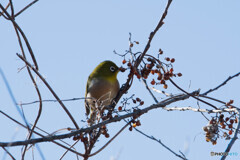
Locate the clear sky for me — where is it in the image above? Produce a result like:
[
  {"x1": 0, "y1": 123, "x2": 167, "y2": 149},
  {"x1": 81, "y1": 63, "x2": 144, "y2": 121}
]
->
[{"x1": 0, "y1": 0, "x2": 240, "y2": 160}]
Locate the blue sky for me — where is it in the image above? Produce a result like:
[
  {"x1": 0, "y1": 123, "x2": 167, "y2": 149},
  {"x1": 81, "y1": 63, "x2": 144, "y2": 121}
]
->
[{"x1": 0, "y1": 0, "x2": 240, "y2": 160}]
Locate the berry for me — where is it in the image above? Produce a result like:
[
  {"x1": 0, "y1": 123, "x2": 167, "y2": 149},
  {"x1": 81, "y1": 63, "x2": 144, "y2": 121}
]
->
[
  {"x1": 137, "y1": 74, "x2": 141, "y2": 79},
  {"x1": 146, "y1": 64, "x2": 152, "y2": 69},
  {"x1": 235, "y1": 118, "x2": 238, "y2": 123},
  {"x1": 136, "y1": 98, "x2": 141, "y2": 102},
  {"x1": 177, "y1": 73, "x2": 182, "y2": 77},
  {"x1": 130, "y1": 43, "x2": 133, "y2": 47},
  {"x1": 229, "y1": 130, "x2": 233, "y2": 135},
  {"x1": 222, "y1": 125, "x2": 226, "y2": 129},
  {"x1": 132, "y1": 123, "x2": 137, "y2": 128},
  {"x1": 165, "y1": 57, "x2": 170, "y2": 61},
  {"x1": 150, "y1": 70, "x2": 155, "y2": 75},
  {"x1": 122, "y1": 59, "x2": 126, "y2": 64},
  {"x1": 170, "y1": 58, "x2": 175, "y2": 63},
  {"x1": 225, "y1": 117, "x2": 230, "y2": 122},
  {"x1": 135, "y1": 41, "x2": 139, "y2": 44},
  {"x1": 118, "y1": 106, "x2": 122, "y2": 111},
  {"x1": 230, "y1": 119, "x2": 234, "y2": 124},
  {"x1": 132, "y1": 99, "x2": 136, "y2": 104},
  {"x1": 105, "y1": 133, "x2": 110, "y2": 138},
  {"x1": 160, "y1": 80, "x2": 165, "y2": 84},
  {"x1": 136, "y1": 120, "x2": 141, "y2": 126},
  {"x1": 228, "y1": 124, "x2": 233, "y2": 129},
  {"x1": 140, "y1": 101, "x2": 144, "y2": 105},
  {"x1": 163, "y1": 84, "x2": 168, "y2": 89},
  {"x1": 170, "y1": 68, "x2": 174, "y2": 73},
  {"x1": 151, "y1": 79, "x2": 156, "y2": 85},
  {"x1": 129, "y1": 126, "x2": 133, "y2": 131}
]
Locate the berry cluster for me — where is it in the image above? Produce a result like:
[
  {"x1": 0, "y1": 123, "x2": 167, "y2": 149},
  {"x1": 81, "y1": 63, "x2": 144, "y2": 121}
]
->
[
  {"x1": 203, "y1": 111, "x2": 238, "y2": 145},
  {"x1": 129, "y1": 120, "x2": 141, "y2": 131}
]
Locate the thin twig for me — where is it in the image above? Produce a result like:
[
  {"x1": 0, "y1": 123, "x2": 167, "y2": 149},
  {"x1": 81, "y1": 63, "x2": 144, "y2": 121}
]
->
[
  {"x1": 19, "y1": 97, "x2": 86, "y2": 106},
  {"x1": 134, "y1": 128, "x2": 187, "y2": 160},
  {"x1": 88, "y1": 122, "x2": 130, "y2": 157},
  {"x1": 59, "y1": 140, "x2": 80, "y2": 160},
  {"x1": 0, "y1": 2, "x2": 10, "y2": 17},
  {"x1": 202, "y1": 72, "x2": 240, "y2": 96},
  {"x1": 0, "y1": 110, "x2": 85, "y2": 157},
  {"x1": 2, "y1": 147, "x2": 16, "y2": 160},
  {"x1": 17, "y1": 53, "x2": 79, "y2": 129},
  {"x1": 14, "y1": 0, "x2": 39, "y2": 17},
  {"x1": 142, "y1": 79, "x2": 158, "y2": 103}
]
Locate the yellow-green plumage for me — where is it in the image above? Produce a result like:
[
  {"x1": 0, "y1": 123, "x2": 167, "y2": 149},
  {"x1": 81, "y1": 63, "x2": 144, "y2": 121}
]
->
[{"x1": 85, "y1": 61, "x2": 120, "y2": 125}]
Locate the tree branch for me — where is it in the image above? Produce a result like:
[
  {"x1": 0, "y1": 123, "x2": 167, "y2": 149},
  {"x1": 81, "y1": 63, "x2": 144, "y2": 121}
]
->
[{"x1": 0, "y1": 90, "x2": 199, "y2": 147}]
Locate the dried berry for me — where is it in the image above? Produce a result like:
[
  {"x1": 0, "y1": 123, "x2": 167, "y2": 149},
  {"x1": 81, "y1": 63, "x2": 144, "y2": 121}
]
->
[
  {"x1": 136, "y1": 98, "x2": 141, "y2": 102},
  {"x1": 160, "y1": 80, "x2": 165, "y2": 84},
  {"x1": 127, "y1": 62, "x2": 132, "y2": 67},
  {"x1": 130, "y1": 43, "x2": 133, "y2": 47},
  {"x1": 129, "y1": 126, "x2": 133, "y2": 131},
  {"x1": 165, "y1": 57, "x2": 170, "y2": 61},
  {"x1": 105, "y1": 133, "x2": 110, "y2": 138},
  {"x1": 163, "y1": 84, "x2": 168, "y2": 89},
  {"x1": 177, "y1": 73, "x2": 182, "y2": 77},
  {"x1": 235, "y1": 118, "x2": 238, "y2": 123},
  {"x1": 118, "y1": 106, "x2": 122, "y2": 111},
  {"x1": 150, "y1": 70, "x2": 155, "y2": 75},
  {"x1": 136, "y1": 120, "x2": 141, "y2": 126},
  {"x1": 225, "y1": 117, "x2": 230, "y2": 122},
  {"x1": 230, "y1": 119, "x2": 234, "y2": 124},
  {"x1": 135, "y1": 41, "x2": 139, "y2": 44},
  {"x1": 140, "y1": 101, "x2": 144, "y2": 105},
  {"x1": 151, "y1": 79, "x2": 156, "y2": 85},
  {"x1": 229, "y1": 130, "x2": 232, "y2": 135},
  {"x1": 170, "y1": 58, "x2": 175, "y2": 63}
]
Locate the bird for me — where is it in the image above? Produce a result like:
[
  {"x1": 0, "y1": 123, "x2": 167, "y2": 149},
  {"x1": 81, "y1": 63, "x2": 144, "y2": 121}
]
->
[{"x1": 85, "y1": 60, "x2": 120, "y2": 126}]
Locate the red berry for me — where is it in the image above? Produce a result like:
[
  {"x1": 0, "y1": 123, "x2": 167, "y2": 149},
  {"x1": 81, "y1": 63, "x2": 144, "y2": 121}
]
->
[
  {"x1": 151, "y1": 79, "x2": 155, "y2": 85},
  {"x1": 165, "y1": 57, "x2": 170, "y2": 61},
  {"x1": 118, "y1": 106, "x2": 122, "y2": 111},
  {"x1": 122, "y1": 59, "x2": 126, "y2": 64},
  {"x1": 170, "y1": 58, "x2": 175, "y2": 63},
  {"x1": 177, "y1": 73, "x2": 182, "y2": 77},
  {"x1": 229, "y1": 130, "x2": 233, "y2": 135},
  {"x1": 225, "y1": 117, "x2": 230, "y2": 122},
  {"x1": 163, "y1": 84, "x2": 168, "y2": 89},
  {"x1": 136, "y1": 98, "x2": 141, "y2": 102},
  {"x1": 140, "y1": 101, "x2": 144, "y2": 105}
]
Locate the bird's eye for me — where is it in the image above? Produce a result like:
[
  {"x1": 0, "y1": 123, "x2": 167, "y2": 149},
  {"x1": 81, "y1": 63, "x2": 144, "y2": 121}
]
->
[{"x1": 110, "y1": 66, "x2": 115, "y2": 72}]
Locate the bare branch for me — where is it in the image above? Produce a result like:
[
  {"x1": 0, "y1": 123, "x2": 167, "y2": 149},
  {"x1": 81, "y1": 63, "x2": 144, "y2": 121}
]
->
[
  {"x1": 221, "y1": 114, "x2": 240, "y2": 160},
  {"x1": 134, "y1": 128, "x2": 187, "y2": 160},
  {"x1": 202, "y1": 72, "x2": 240, "y2": 96},
  {"x1": 16, "y1": 53, "x2": 79, "y2": 129},
  {"x1": 2, "y1": 147, "x2": 16, "y2": 160},
  {"x1": 163, "y1": 106, "x2": 239, "y2": 114},
  {"x1": 0, "y1": 90, "x2": 199, "y2": 147},
  {"x1": 14, "y1": 0, "x2": 39, "y2": 17}
]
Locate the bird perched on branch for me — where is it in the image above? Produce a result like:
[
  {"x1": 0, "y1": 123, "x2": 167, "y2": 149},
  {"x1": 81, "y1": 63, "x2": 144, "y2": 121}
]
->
[{"x1": 85, "y1": 61, "x2": 120, "y2": 126}]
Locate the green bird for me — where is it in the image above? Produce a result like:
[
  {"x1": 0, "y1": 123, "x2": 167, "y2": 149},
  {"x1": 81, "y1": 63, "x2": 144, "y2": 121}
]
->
[{"x1": 85, "y1": 61, "x2": 120, "y2": 125}]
